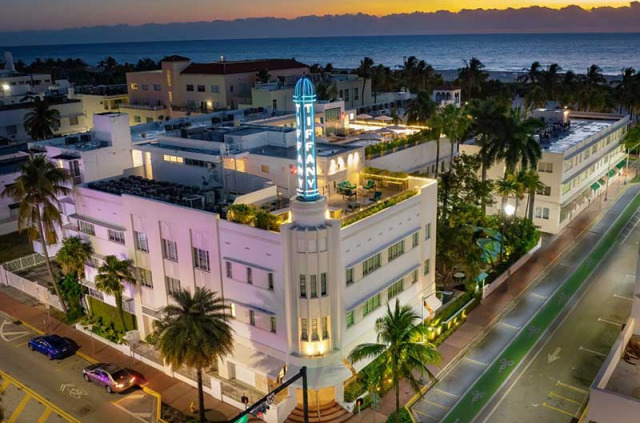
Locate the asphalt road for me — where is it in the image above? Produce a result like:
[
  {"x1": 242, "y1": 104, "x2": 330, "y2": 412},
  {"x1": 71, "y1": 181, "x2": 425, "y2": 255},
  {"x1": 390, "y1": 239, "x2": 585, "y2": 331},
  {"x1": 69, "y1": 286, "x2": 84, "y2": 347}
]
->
[
  {"x1": 0, "y1": 310, "x2": 147, "y2": 423},
  {"x1": 476, "y1": 206, "x2": 640, "y2": 423},
  {"x1": 411, "y1": 185, "x2": 640, "y2": 423}
]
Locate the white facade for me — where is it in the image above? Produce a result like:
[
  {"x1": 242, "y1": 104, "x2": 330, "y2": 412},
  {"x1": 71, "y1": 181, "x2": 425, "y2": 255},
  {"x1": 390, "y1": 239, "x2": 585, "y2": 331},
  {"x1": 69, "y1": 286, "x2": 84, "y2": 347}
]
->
[
  {"x1": 432, "y1": 87, "x2": 462, "y2": 108},
  {"x1": 460, "y1": 110, "x2": 629, "y2": 234}
]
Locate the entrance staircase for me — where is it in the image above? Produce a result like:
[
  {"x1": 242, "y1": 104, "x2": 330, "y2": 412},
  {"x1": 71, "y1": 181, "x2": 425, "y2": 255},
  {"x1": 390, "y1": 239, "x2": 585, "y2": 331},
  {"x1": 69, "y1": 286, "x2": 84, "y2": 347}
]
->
[{"x1": 285, "y1": 401, "x2": 351, "y2": 423}]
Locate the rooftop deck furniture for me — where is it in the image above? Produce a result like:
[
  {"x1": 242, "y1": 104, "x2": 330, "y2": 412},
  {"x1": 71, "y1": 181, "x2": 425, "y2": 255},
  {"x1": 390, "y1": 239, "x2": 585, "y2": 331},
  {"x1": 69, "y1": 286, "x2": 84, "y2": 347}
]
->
[
  {"x1": 363, "y1": 180, "x2": 375, "y2": 191},
  {"x1": 346, "y1": 202, "x2": 360, "y2": 212},
  {"x1": 370, "y1": 191, "x2": 382, "y2": 202}
]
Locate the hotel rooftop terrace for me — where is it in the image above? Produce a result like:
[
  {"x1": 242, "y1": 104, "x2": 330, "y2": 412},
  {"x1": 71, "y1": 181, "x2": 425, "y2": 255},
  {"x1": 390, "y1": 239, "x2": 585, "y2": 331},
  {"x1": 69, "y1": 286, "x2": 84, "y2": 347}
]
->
[{"x1": 543, "y1": 119, "x2": 616, "y2": 153}]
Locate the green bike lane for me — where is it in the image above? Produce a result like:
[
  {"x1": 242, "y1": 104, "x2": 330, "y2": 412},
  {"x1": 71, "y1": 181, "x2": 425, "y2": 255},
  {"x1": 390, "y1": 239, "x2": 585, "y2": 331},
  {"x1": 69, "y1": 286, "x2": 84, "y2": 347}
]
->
[{"x1": 436, "y1": 187, "x2": 640, "y2": 423}]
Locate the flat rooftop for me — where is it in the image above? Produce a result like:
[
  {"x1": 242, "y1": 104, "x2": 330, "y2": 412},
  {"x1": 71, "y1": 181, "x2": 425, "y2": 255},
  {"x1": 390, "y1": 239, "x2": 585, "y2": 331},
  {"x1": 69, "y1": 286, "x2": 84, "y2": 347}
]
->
[
  {"x1": 544, "y1": 119, "x2": 616, "y2": 153},
  {"x1": 248, "y1": 142, "x2": 360, "y2": 160}
]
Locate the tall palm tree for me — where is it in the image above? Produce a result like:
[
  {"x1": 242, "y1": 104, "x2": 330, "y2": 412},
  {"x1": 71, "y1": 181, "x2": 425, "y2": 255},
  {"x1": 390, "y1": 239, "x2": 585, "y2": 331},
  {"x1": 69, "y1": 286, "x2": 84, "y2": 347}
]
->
[
  {"x1": 495, "y1": 173, "x2": 523, "y2": 217},
  {"x1": 2, "y1": 155, "x2": 71, "y2": 313},
  {"x1": 519, "y1": 169, "x2": 545, "y2": 221},
  {"x1": 315, "y1": 81, "x2": 337, "y2": 101},
  {"x1": 405, "y1": 91, "x2": 436, "y2": 125},
  {"x1": 539, "y1": 63, "x2": 563, "y2": 100},
  {"x1": 23, "y1": 98, "x2": 60, "y2": 141},
  {"x1": 348, "y1": 299, "x2": 441, "y2": 413},
  {"x1": 489, "y1": 109, "x2": 543, "y2": 174},
  {"x1": 519, "y1": 61, "x2": 543, "y2": 85},
  {"x1": 154, "y1": 288, "x2": 233, "y2": 423},
  {"x1": 441, "y1": 104, "x2": 470, "y2": 162},
  {"x1": 427, "y1": 112, "x2": 445, "y2": 177},
  {"x1": 94, "y1": 255, "x2": 135, "y2": 331},
  {"x1": 56, "y1": 236, "x2": 93, "y2": 278},
  {"x1": 457, "y1": 57, "x2": 488, "y2": 100},
  {"x1": 524, "y1": 85, "x2": 547, "y2": 112},
  {"x1": 357, "y1": 57, "x2": 374, "y2": 107}
]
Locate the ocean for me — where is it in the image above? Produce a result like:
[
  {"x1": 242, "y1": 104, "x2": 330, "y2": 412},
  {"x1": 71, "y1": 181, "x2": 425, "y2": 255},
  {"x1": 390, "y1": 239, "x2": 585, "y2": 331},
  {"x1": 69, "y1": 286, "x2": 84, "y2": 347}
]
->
[{"x1": 2, "y1": 33, "x2": 640, "y2": 75}]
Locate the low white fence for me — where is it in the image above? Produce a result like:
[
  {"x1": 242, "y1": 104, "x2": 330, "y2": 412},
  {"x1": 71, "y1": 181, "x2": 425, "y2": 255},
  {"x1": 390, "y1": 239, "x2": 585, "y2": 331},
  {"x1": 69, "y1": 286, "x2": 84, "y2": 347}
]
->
[
  {"x1": 2, "y1": 253, "x2": 46, "y2": 273},
  {"x1": 0, "y1": 253, "x2": 64, "y2": 311},
  {"x1": 482, "y1": 239, "x2": 542, "y2": 299}
]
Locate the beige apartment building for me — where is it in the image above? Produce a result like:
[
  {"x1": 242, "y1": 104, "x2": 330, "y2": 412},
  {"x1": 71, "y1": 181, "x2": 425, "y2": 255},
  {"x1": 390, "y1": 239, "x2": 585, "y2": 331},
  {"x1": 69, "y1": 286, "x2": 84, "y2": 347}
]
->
[{"x1": 125, "y1": 56, "x2": 309, "y2": 123}]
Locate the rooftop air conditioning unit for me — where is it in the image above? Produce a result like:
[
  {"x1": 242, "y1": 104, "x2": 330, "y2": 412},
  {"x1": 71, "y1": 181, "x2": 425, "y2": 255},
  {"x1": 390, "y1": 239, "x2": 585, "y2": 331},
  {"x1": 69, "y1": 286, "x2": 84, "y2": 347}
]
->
[{"x1": 184, "y1": 194, "x2": 205, "y2": 210}]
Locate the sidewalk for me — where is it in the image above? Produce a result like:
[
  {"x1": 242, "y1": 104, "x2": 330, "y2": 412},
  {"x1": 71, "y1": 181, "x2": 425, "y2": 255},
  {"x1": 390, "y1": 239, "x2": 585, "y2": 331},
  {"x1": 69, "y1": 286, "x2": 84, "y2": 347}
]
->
[
  {"x1": 375, "y1": 177, "x2": 630, "y2": 418},
  {"x1": 0, "y1": 285, "x2": 243, "y2": 423}
]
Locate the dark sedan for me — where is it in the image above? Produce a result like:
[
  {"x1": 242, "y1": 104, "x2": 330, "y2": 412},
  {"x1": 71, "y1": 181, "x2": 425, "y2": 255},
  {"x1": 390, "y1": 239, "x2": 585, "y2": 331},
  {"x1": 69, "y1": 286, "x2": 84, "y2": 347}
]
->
[{"x1": 28, "y1": 334, "x2": 73, "y2": 359}]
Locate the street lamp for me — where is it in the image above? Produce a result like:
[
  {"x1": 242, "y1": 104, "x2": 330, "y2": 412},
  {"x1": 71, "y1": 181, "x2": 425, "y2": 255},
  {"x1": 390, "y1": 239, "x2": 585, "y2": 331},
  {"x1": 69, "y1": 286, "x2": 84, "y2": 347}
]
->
[{"x1": 500, "y1": 204, "x2": 515, "y2": 263}]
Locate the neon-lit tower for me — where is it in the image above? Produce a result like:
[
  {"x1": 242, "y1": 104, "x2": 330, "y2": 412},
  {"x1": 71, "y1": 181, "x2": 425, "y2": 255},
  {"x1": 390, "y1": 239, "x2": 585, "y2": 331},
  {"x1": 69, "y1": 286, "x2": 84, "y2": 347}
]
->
[{"x1": 294, "y1": 77, "x2": 319, "y2": 201}]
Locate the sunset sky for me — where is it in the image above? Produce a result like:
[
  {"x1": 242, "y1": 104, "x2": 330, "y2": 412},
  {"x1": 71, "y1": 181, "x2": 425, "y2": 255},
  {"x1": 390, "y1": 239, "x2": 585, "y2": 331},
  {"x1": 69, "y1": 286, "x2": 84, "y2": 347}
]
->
[{"x1": 0, "y1": 0, "x2": 630, "y2": 31}]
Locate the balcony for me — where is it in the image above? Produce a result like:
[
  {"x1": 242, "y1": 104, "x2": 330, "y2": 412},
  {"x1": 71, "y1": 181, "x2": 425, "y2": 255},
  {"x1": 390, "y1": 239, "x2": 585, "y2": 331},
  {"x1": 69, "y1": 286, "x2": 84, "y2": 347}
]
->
[{"x1": 120, "y1": 103, "x2": 166, "y2": 111}]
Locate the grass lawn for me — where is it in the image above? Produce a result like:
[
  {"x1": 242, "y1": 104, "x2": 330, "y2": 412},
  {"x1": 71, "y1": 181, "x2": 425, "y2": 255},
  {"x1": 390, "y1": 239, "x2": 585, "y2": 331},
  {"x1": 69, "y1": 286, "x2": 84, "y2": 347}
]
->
[{"x1": 0, "y1": 231, "x2": 33, "y2": 263}]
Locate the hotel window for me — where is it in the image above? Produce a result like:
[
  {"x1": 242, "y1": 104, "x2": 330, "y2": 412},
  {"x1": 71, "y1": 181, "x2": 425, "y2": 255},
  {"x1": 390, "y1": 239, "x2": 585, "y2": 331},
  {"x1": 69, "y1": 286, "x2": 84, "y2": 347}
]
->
[
  {"x1": 261, "y1": 165, "x2": 270, "y2": 173},
  {"x1": 249, "y1": 310, "x2": 256, "y2": 326},
  {"x1": 163, "y1": 154, "x2": 184, "y2": 164},
  {"x1": 165, "y1": 276, "x2": 181, "y2": 294},
  {"x1": 363, "y1": 294, "x2": 381, "y2": 316},
  {"x1": 346, "y1": 268, "x2": 354, "y2": 286},
  {"x1": 146, "y1": 117, "x2": 153, "y2": 123},
  {"x1": 229, "y1": 302, "x2": 236, "y2": 317},
  {"x1": 197, "y1": 85, "x2": 205, "y2": 92},
  {"x1": 346, "y1": 311, "x2": 354, "y2": 328},
  {"x1": 301, "y1": 318, "x2": 308, "y2": 341},
  {"x1": 321, "y1": 272, "x2": 327, "y2": 296},
  {"x1": 130, "y1": 83, "x2": 138, "y2": 90},
  {"x1": 138, "y1": 268, "x2": 153, "y2": 288},
  {"x1": 193, "y1": 248, "x2": 210, "y2": 271},
  {"x1": 108, "y1": 229, "x2": 125, "y2": 244},
  {"x1": 69, "y1": 116, "x2": 79, "y2": 126},
  {"x1": 388, "y1": 279, "x2": 404, "y2": 300},
  {"x1": 270, "y1": 317, "x2": 277, "y2": 333},
  {"x1": 388, "y1": 240, "x2": 405, "y2": 262},
  {"x1": 268, "y1": 273, "x2": 274, "y2": 291},
  {"x1": 425, "y1": 223, "x2": 431, "y2": 240},
  {"x1": 322, "y1": 316, "x2": 329, "y2": 339},
  {"x1": 311, "y1": 319, "x2": 319, "y2": 341},
  {"x1": 78, "y1": 220, "x2": 95, "y2": 236},
  {"x1": 153, "y1": 84, "x2": 161, "y2": 91},
  {"x1": 186, "y1": 84, "x2": 194, "y2": 92},
  {"x1": 412, "y1": 232, "x2": 419, "y2": 248},
  {"x1": 536, "y1": 185, "x2": 551, "y2": 196},
  {"x1": 134, "y1": 231, "x2": 149, "y2": 252},
  {"x1": 424, "y1": 259, "x2": 430, "y2": 275},
  {"x1": 247, "y1": 267, "x2": 253, "y2": 284},
  {"x1": 344, "y1": 89, "x2": 349, "y2": 102},
  {"x1": 300, "y1": 275, "x2": 307, "y2": 298},
  {"x1": 310, "y1": 275, "x2": 317, "y2": 298},
  {"x1": 226, "y1": 261, "x2": 232, "y2": 278},
  {"x1": 211, "y1": 85, "x2": 220, "y2": 93},
  {"x1": 411, "y1": 269, "x2": 419, "y2": 285},
  {"x1": 339, "y1": 90, "x2": 344, "y2": 99},
  {"x1": 535, "y1": 207, "x2": 550, "y2": 220},
  {"x1": 134, "y1": 116, "x2": 141, "y2": 123},
  {"x1": 353, "y1": 87, "x2": 359, "y2": 101},
  {"x1": 537, "y1": 162, "x2": 553, "y2": 173},
  {"x1": 141, "y1": 84, "x2": 149, "y2": 91},
  {"x1": 362, "y1": 253, "x2": 381, "y2": 276},
  {"x1": 162, "y1": 239, "x2": 178, "y2": 262}
]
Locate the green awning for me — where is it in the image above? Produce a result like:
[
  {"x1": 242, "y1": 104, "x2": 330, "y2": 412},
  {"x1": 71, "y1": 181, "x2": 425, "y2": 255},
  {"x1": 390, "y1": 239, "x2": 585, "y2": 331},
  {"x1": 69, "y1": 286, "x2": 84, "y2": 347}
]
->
[
  {"x1": 598, "y1": 178, "x2": 605, "y2": 185},
  {"x1": 591, "y1": 182, "x2": 601, "y2": 191},
  {"x1": 606, "y1": 169, "x2": 616, "y2": 178},
  {"x1": 616, "y1": 159, "x2": 627, "y2": 170},
  {"x1": 475, "y1": 272, "x2": 489, "y2": 282}
]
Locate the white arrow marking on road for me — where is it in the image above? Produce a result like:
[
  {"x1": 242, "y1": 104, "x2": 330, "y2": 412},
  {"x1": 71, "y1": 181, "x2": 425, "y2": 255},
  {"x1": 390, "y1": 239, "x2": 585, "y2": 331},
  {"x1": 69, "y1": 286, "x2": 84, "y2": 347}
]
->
[{"x1": 547, "y1": 347, "x2": 562, "y2": 364}]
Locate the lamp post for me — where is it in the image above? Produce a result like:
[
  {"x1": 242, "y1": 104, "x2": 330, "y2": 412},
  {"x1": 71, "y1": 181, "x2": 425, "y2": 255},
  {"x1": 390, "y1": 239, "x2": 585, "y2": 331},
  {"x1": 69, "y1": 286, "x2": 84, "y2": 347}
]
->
[{"x1": 500, "y1": 204, "x2": 516, "y2": 264}]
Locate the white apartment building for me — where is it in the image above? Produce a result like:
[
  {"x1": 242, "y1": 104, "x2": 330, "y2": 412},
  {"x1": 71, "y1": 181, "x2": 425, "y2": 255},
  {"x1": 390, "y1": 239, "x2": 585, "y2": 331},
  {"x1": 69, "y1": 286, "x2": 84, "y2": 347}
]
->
[
  {"x1": 45, "y1": 79, "x2": 439, "y2": 423},
  {"x1": 461, "y1": 109, "x2": 629, "y2": 234},
  {"x1": 432, "y1": 85, "x2": 462, "y2": 108}
]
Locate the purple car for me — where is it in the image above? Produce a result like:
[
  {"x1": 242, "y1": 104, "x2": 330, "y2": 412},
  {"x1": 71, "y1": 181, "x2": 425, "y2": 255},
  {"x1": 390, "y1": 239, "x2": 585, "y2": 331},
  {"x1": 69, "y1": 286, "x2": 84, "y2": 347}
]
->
[{"x1": 82, "y1": 363, "x2": 137, "y2": 393}]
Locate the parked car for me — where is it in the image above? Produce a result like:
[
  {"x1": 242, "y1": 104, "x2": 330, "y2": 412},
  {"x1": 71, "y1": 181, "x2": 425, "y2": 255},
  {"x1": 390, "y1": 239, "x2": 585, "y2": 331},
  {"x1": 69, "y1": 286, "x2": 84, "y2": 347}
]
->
[
  {"x1": 28, "y1": 335, "x2": 73, "y2": 359},
  {"x1": 82, "y1": 363, "x2": 137, "y2": 393}
]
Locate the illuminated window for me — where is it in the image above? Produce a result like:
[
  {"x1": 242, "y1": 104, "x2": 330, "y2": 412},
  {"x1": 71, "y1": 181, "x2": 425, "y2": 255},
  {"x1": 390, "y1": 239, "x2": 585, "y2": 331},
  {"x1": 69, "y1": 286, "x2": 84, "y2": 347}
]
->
[
  {"x1": 229, "y1": 302, "x2": 236, "y2": 317},
  {"x1": 322, "y1": 316, "x2": 329, "y2": 339},
  {"x1": 270, "y1": 317, "x2": 277, "y2": 333},
  {"x1": 301, "y1": 318, "x2": 308, "y2": 341},
  {"x1": 163, "y1": 154, "x2": 184, "y2": 164},
  {"x1": 129, "y1": 83, "x2": 138, "y2": 90},
  {"x1": 311, "y1": 319, "x2": 319, "y2": 341},
  {"x1": 261, "y1": 165, "x2": 270, "y2": 173}
]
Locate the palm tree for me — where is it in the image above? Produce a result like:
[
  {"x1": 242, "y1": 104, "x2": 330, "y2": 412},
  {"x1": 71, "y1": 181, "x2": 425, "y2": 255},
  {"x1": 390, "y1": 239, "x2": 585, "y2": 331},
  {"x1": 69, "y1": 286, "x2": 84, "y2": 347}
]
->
[
  {"x1": 519, "y1": 61, "x2": 543, "y2": 85},
  {"x1": 348, "y1": 299, "x2": 441, "y2": 413},
  {"x1": 255, "y1": 68, "x2": 271, "y2": 84},
  {"x1": 524, "y1": 86, "x2": 547, "y2": 112},
  {"x1": 519, "y1": 169, "x2": 545, "y2": 221},
  {"x1": 457, "y1": 57, "x2": 488, "y2": 100},
  {"x1": 24, "y1": 98, "x2": 60, "y2": 140},
  {"x1": 56, "y1": 236, "x2": 93, "y2": 278},
  {"x1": 2, "y1": 155, "x2": 71, "y2": 313},
  {"x1": 405, "y1": 91, "x2": 436, "y2": 125},
  {"x1": 154, "y1": 288, "x2": 233, "y2": 423},
  {"x1": 539, "y1": 63, "x2": 563, "y2": 100},
  {"x1": 94, "y1": 255, "x2": 135, "y2": 330},
  {"x1": 489, "y1": 109, "x2": 543, "y2": 174},
  {"x1": 357, "y1": 57, "x2": 374, "y2": 107},
  {"x1": 427, "y1": 112, "x2": 444, "y2": 177},
  {"x1": 495, "y1": 173, "x2": 523, "y2": 217},
  {"x1": 316, "y1": 81, "x2": 337, "y2": 102},
  {"x1": 441, "y1": 104, "x2": 470, "y2": 162}
]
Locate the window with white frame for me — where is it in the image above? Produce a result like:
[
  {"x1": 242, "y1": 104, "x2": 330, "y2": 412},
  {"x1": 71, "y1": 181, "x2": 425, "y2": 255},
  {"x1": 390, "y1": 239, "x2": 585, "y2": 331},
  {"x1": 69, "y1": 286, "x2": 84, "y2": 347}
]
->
[
  {"x1": 193, "y1": 248, "x2": 210, "y2": 271},
  {"x1": 300, "y1": 275, "x2": 307, "y2": 298},
  {"x1": 346, "y1": 268, "x2": 354, "y2": 286},
  {"x1": 388, "y1": 279, "x2": 404, "y2": 300},
  {"x1": 311, "y1": 319, "x2": 319, "y2": 341},
  {"x1": 425, "y1": 222, "x2": 431, "y2": 240},
  {"x1": 363, "y1": 294, "x2": 381, "y2": 316},
  {"x1": 226, "y1": 261, "x2": 232, "y2": 278},
  {"x1": 108, "y1": 229, "x2": 125, "y2": 244},
  {"x1": 411, "y1": 269, "x2": 418, "y2": 284},
  {"x1": 346, "y1": 311, "x2": 354, "y2": 328},
  {"x1": 362, "y1": 253, "x2": 381, "y2": 276},
  {"x1": 134, "y1": 231, "x2": 149, "y2": 252},
  {"x1": 162, "y1": 239, "x2": 178, "y2": 262},
  {"x1": 537, "y1": 162, "x2": 553, "y2": 173},
  {"x1": 388, "y1": 240, "x2": 405, "y2": 261},
  {"x1": 535, "y1": 207, "x2": 550, "y2": 220},
  {"x1": 310, "y1": 275, "x2": 317, "y2": 298},
  {"x1": 412, "y1": 232, "x2": 419, "y2": 248},
  {"x1": 301, "y1": 318, "x2": 308, "y2": 341},
  {"x1": 138, "y1": 268, "x2": 153, "y2": 288},
  {"x1": 321, "y1": 272, "x2": 327, "y2": 296},
  {"x1": 322, "y1": 316, "x2": 329, "y2": 339},
  {"x1": 78, "y1": 220, "x2": 95, "y2": 236},
  {"x1": 165, "y1": 276, "x2": 181, "y2": 294}
]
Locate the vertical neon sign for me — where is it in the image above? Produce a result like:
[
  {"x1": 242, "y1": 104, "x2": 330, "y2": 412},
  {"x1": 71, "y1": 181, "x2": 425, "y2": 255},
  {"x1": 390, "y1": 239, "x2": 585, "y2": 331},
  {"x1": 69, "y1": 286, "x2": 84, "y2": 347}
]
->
[{"x1": 293, "y1": 77, "x2": 319, "y2": 201}]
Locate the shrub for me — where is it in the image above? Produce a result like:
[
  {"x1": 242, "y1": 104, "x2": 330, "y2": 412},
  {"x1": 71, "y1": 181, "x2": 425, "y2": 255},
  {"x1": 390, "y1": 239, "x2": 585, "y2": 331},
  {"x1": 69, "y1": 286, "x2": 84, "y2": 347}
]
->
[
  {"x1": 365, "y1": 131, "x2": 434, "y2": 158},
  {"x1": 386, "y1": 408, "x2": 413, "y2": 423},
  {"x1": 227, "y1": 204, "x2": 281, "y2": 232},
  {"x1": 87, "y1": 296, "x2": 136, "y2": 333},
  {"x1": 227, "y1": 204, "x2": 254, "y2": 224},
  {"x1": 363, "y1": 167, "x2": 409, "y2": 179},
  {"x1": 342, "y1": 190, "x2": 417, "y2": 227},
  {"x1": 344, "y1": 379, "x2": 366, "y2": 403}
]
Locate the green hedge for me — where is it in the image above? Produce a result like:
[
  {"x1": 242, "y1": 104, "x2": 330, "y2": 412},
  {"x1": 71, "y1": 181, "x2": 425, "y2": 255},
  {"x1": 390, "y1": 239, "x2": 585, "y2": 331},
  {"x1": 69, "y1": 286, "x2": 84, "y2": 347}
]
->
[
  {"x1": 87, "y1": 296, "x2": 136, "y2": 333},
  {"x1": 342, "y1": 190, "x2": 417, "y2": 227},
  {"x1": 363, "y1": 167, "x2": 409, "y2": 179},
  {"x1": 227, "y1": 204, "x2": 282, "y2": 232},
  {"x1": 365, "y1": 131, "x2": 434, "y2": 158},
  {"x1": 386, "y1": 408, "x2": 413, "y2": 423}
]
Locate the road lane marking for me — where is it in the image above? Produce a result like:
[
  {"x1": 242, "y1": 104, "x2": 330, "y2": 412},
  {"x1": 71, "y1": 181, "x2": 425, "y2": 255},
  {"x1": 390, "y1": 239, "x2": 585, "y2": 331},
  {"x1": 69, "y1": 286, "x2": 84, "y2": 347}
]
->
[
  {"x1": 597, "y1": 317, "x2": 624, "y2": 326},
  {"x1": 413, "y1": 407, "x2": 440, "y2": 421},
  {"x1": 433, "y1": 388, "x2": 459, "y2": 398},
  {"x1": 8, "y1": 392, "x2": 32, "y2": 423},
  {"x1": 424, "y1": 399, "x2": 451, "y2": 410},
  {"x1": 579, "y1": 346, "x2": 608, "y2": 357},
  {"x1": 550, "y1": 391, "x2": 582, "y2": 405},
  {"x1": 0, "y1": 379, "x2": 10, "y2": 393},
  {"x1": 556, "y1": 381, "x2": 588, "y2": 394},
  {"x1": 76, "y1": 350, "x2": 98, "y2": 364},
  {"x1": 613, "y1": 293, "x2": 633, "y2": 301},
  {"x1": 498, "y1": 321, "x2": 520, "y2": 330},
  {"x1": 542, "y1": 402, "x2": 577, "y2": 418},
  {"x1": 12, "y1": 340, "x2": 29, "y2": 348},
  {"x1": 54, "y1": 360, "x2": 79, "y2": 373},
  {"x1": 531, "y1": 292, "x2": 547, "y2": 299},
  {"x1": 37, "y1": 408, "x2": 53, "y2": 423},
  {"x1": 18, "y1": 320, "x2": 45, "y2": 335},
  {"x1": 464, "y1": 357, "x2": 489, "y2": 367}
]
